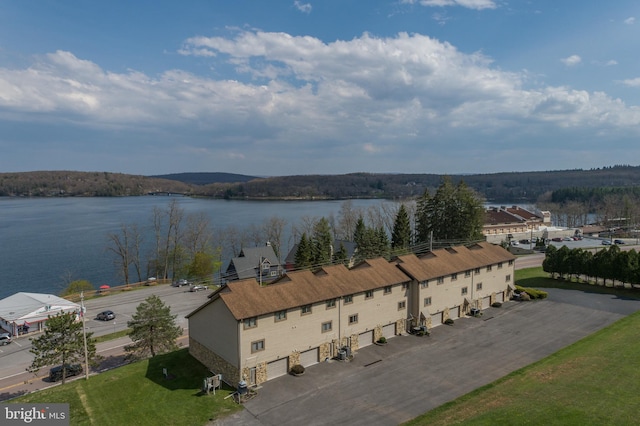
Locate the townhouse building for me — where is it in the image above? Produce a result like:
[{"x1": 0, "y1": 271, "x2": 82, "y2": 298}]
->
[{"x1": 187, "y1": 241, "x2": 515, "y2": 387}]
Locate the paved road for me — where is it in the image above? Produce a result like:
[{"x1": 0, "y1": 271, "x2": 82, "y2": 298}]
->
[
  {"x1": 213, "y1": 289, "x2": 640, "y2": 426},
  {"x1": 0, "y1": 284, "x2": 210, "y2": 400}
]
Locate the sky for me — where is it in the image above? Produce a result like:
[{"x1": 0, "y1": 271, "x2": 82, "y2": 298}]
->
[{"x1": 1, "y1": 1, "x2": 640, "y2": 176}]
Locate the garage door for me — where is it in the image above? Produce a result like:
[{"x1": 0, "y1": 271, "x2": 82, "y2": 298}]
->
[
  {"x1": 300, "y1": 348, "x2": 319, "y2": 367},
  {"x1": 482, "y1": 296, "x2": 491, "y2": 309},
  {"x1": 359, "y1": 330, "x2": 374, "y2": 348},
  {"x1": 382, "y1": 323, "x2": 395, "y2": 339},
  {"x1": 449, "y1": 306, "x2": 459, "y2": 320},
  {"x1": 496, "y1": 292, "x2": 504, "y2": 303},
  {"x1": 431, "y1": 312, "x2": 442, "y2": 326},
  {"x1": 267, "y1": 358, "x2": 288, "y2": 380}
]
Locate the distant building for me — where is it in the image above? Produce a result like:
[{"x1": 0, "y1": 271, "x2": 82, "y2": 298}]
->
[
  {"x1": 483, "y1": 205, "x2": 551, "y2": 237},
  {"x1": 223, "y1": 243, "x2": 283, "y2": 284},
  {"x1": 0, "y1": 292, "x2": 81, "y2": 336}
]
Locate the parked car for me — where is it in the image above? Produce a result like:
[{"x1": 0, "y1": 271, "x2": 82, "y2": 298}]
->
[
  {"x1": 96, "y1": 310, "x2": 115, "y2": 321},
  {"x1": 49, "y1": 364, "x2": 83, "y2": 382},
  {"x1": 189, "y1": 284, "x2": 208, "y2": 292},
  {"x1": 172, "y1": 279, "x2": 191, "y2": 287},
  {"x1": 602, "y1": 240, "x2": 612, "y2": 245},
  {"x1": 562, "y1": 236, "x2": 573, "y2": 241},
  {"x1": 551, "y1": 237, "x2": 563, "y2": 242},
  {"x1": 0, "y1": 333, "x2": 11, "y2": 345},
  {"x1": 145, "y1": 277, "x2": 157, "y2": 285},
  {"x1": 614, "y1": 239, "x2": 625, "y2": 244}
]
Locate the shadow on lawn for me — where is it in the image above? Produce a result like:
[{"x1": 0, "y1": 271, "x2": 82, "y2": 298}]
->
[{"x1": 144, "y1": 348, "x2": 212, "y2": 395}]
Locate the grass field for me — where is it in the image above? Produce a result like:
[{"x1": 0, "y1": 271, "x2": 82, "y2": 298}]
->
[
  {"x1": 12, "y1": 349, "x2": 242, "y2": 426},
  {"x1": 404, "y1": 267, "x2": 640, "y2": 425}
]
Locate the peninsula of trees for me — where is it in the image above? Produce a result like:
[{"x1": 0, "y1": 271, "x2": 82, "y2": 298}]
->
[{"x1": 1, "y1": 165, "x2": 640, "y2": 203}]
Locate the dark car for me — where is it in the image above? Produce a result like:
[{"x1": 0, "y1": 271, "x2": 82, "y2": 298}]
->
[
  {"x1": 96, "y1": 310, "x2": 115, "y2": 321},
  {"x1": 49, "y1": 364, "x2": 83, "y2": 382},
  {"x1": 551, "y1": 237, "x2": 563, "y2": 242},
  {"x1": 172, "y1": 279, "x2": 191, "y2": 287},
  {"x1": 614, "y1": 239, "x2": 625, "y2": 244},
  {"x1": 602, "y1": 240, "x2": 612, "y2": 245}
]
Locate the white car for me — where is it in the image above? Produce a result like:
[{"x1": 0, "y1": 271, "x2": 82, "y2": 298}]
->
[
  {"x1": 189, "y1": 284, "x2": 208, "y2": 292},
  {"x1": 0, "y1": 333, "x2": 11, "y2": 345}
]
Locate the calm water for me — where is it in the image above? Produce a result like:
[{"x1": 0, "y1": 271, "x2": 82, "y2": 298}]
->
[{"x1": 0, "y1": 196, "x2": 383, "y2": 299}]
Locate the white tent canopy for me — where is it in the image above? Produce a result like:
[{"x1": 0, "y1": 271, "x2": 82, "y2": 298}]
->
[{"x1": 0, "y1": 292, "x2": 80, "y2": 336}]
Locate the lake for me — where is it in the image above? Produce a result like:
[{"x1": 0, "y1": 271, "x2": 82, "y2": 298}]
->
[{"x1": 0, "y1": 196, "x2": 385, "y2": 299}]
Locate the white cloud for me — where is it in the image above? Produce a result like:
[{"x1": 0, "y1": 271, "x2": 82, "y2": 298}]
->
[
  {"x1": 561, "y1": 55, "x2": 582, "y2": 66},
  {"x1": 293, "y1": 1, "x2": 312, "y2": 14},
  {"x1": 620, "y1": 77, "x2": 640, "y2": 87},
  {"x1": 402, "y1": 0, "x2": 498, "y2": 10},
  {"x1": 624, "y1": 17, "x2": 635, "y2": 25},
  {"x1": 2, "y1": 31, "x2": 640, "y2": 175},
  {"x1": 605, "y1": 59, "x2": 618, "y2": 66}
]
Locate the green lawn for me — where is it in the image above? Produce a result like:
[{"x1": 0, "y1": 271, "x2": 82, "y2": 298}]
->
[
  {"x1": 404, "y1": 267, "x2": 640, "y2": 425},
  {"x1": 12, "y1": 349, "x2": 242, "y2": 426}
]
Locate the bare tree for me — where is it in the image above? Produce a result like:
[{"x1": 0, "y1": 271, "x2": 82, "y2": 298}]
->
[
  {"x1": 263, "y1": 216, "x2": 287, "y2": 258},
  {"x1": 107, "y1": 224, "x2": 133, "y2": 284}
]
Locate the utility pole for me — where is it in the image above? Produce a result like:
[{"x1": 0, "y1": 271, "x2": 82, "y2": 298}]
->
[{"x1": 80, "y1": 291, "x2": 89, "y2": 380}]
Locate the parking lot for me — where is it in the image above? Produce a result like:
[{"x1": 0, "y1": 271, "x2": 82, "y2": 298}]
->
[{"x1": 215, "y1": 288, "x2": 640, "y2": 426}]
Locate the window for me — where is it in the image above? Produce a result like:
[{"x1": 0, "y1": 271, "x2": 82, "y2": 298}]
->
[
  {"x1": 348, "y1": 314, "x2": 358, "y2": 324},
  {"x1": 451, "y1": 273, "x2": 458, "y2": 281},
  {"x1": 476, "y1": 282, "x2": 483, "y2": 291},
  {"x1": 243, "y1": 317, "x2": 257, "y2": 329},
  {"x1": 274, "y1": 310, "x2": 287, "y2": 322},
  {"x1": 402, "y1": 282, "x2": 409, "y2": 290},
  {"x1": 251, "y1": 339, "x2": 265, "y2": 353},
  {"x1": 421, "y1": 281, "x2": 429, "y2": 289},
  {"x1": 301, "y1": 304, "x2": 312, "y2": 315},
  {"x1": 497, "y1": 262, "x2": 503, "y2": 269},
  {"x1": 486, "y1": 265, "x2": 492, "y2": 272},
  {"x1": 270, "y1": 271, "x2": 277, "y2": 277},
  {"x1": 326, "y1": 299, "x2": 336, "y2": 309},
  {"x1": 506, "y1": 274, "x2": 511, "y2": 282},
  {"x1": 321, "y1": 321, "x2": 333, "y2": 333},
  {"x1": 437, "y1": 277, "x2": 444, "y2": 284},
  {"x1": 508, "y1": 260, "x2": 514, "y2": 266},
  {"x1": 461, "y1": 287, "x2": 468, "y2": 295},
  {"x1": 424, "y1": 297, "x2": 432, "y2": 306},
  {"x1": 383, "y1": 286, "x2": 392, "y2": 294},
  {"x1": 398, "y1": 301, "x2": 406, "y2": 310},
  {"x1": 262, "y1": 263, "x2": 270, "y2": 271},
  {"x1": 465, "y1": 270, "x2": 471, "y2": 278},
  {"x1": 365, "y1": 290, "x2": 374, "y2": 299},
  {"x1": 474, "y1": 268, "x2": 481, "y2": 274},
  {"x1": 344, "y1": 295, "x2": 353, "y2": 304}
]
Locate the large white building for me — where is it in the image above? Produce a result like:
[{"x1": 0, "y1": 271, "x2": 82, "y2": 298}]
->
[
  {"x1": 187, "y1": 242, "x2": 515, "y2": 387},
  {"x1": 0, "y1": 292, "x2": 81, "y2": 336}
]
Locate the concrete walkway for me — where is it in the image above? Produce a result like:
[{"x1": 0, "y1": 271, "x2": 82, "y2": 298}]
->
[{"x1": 212, "y1": 288, "x2": 640, "y2": 426}]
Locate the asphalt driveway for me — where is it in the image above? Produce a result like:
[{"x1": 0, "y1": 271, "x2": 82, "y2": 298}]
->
[{"x1": 213, "y1": 288, "x2": 640, "y2": 426}]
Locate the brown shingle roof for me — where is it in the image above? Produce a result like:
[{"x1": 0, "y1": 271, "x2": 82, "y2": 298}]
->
[
  {"x1": 484, "y1": 208, "x2": 525, "y2": 226},
  {"x1": 217, "y1": 257, "x2": 410, "y2": 320},
  {"x1": 395, "y1": 241, "x2": 515, "y2": 282}
]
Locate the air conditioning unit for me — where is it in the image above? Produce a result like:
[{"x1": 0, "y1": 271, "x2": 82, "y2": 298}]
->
[{"x1": 338, "y1": 350, "x2": 346, "y2": 360}]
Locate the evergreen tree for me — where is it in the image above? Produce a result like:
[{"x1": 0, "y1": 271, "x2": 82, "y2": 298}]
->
[
  {"x1": 333, "y1": 242, "x2": 349, "y2": 266},
  {"x1": 353, "y1": 216, "x2": 366, "y2": 246},
  {"x1": 415, "y1": 176, "x2": 484, "y2": 244},
  {"x1": 312, "y1": 217, "x2": 333, "y2": 266},
  {"x1": 391, "y1": 204, "x2": 412, "y2": 252},
  {"x1": 125, "y1": 295, "x2": 182, "y2": 359},
  {"x1": 29, "y1": 311, "x2": 98, "y2": 384},
  {"x1": 294, "y1": 233, "x2": 313, "y2": 269}
]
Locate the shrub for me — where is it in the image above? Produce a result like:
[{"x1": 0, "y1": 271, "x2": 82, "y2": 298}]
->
[
  {"x1": 290, "y1": 364, "x2": 305, "y2": 375},
  {"x1": 444, "y1": 318, "x2": 454, "y2": 325},
  {"x1": 377, "y1": 336, "x2": 387, "y2": 344},
  {"x1": 492, "y1": 302, "x2": 502, "y2": 308}
]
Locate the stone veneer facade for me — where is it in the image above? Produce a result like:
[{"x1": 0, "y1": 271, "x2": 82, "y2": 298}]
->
[{"x1": 189, "y1": 337, "x2": 240, "y2": 387}]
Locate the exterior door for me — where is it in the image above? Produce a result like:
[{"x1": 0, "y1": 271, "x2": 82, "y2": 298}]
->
[
  {"x1": 359, "y1": 330, "x2": 374, "y2": 348},
  {"x1": 300, "y1": 348, "x2": 319, "y2": 367},
  {"x1": 267, "y1": 358, "x2": 289, "y2": 380}
]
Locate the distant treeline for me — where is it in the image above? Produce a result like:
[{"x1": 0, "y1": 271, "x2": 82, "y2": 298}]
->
[{"x1": 2, "y1": 165, "x2": 640, "y2": 203}]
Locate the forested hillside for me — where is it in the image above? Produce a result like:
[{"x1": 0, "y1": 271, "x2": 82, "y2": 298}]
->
[{"x1": 1, "y1": 165, "x2": 639, "y2": 202}]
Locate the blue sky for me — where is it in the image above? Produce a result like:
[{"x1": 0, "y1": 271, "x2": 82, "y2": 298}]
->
[{"x1": 1, "y1": 1, "x2": 639, "y2": 176}]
